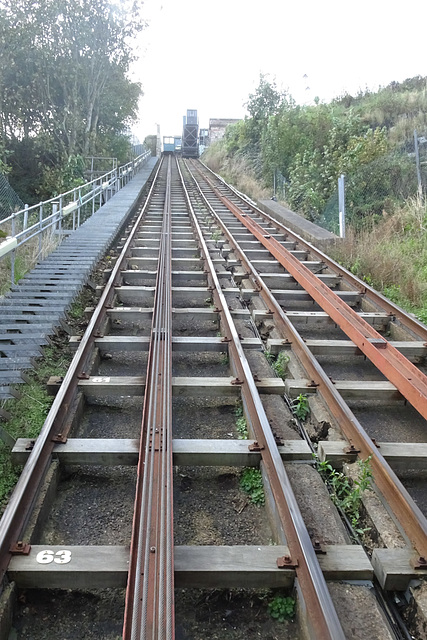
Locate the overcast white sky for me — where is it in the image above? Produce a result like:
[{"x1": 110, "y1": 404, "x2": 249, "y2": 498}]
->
[{"x1": 131, "y1": 0, "x2": 427, "y2": 142}]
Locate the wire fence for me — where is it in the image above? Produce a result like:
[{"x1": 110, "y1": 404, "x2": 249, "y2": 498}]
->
[
  {"x1": 317, "y1": 149, "x2": 422, "y2": 234},
  {"x1": 0, "y1": 173, "x2": 25, "y2": 222},
  {"x1": 273, "y1": 169, "x2": 286, "y2": 201}
]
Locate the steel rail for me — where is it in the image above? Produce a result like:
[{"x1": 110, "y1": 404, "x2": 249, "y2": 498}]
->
[
  {"x1": 186, "y1": 161, "x2": 427, "y2": 560},
  {"x1": 0, "y1": 159, "x2": 163, "y2": 586},
  {"x1": 123, "y1": 156, "x2": 174, "y2": 639},
  {"x1": 179, "y1": 159, "x2": 346, "y2": 640},
  {"x1": 198, "y1": 160, "x2": 427, "y2": 341},
  {"x1": 210, "y1": 186, "x2": 427, "y2": 421}
]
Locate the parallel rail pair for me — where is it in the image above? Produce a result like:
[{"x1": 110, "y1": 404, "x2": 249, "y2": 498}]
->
[{"x1": 1, "y1": 155, "x2": 427, "y2": 638}]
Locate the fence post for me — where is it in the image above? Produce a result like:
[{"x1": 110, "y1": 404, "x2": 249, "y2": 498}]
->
[
  {"x1": 414, "y1": 130, "x2": 423, "y2": 196},
  {"x1": 338, "y1": 174, "x2": 346, "y2": 238}
]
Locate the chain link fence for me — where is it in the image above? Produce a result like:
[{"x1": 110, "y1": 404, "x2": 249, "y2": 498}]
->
[
  {"x1": 0, "y1": 173, "x2": 25, "y2": 222},
  {"x1": 273, "y1": 169, "x2": 286, "y2": 201},
  {"x1": 318, "y1": 149, "x2": 421, "y2": 234}
]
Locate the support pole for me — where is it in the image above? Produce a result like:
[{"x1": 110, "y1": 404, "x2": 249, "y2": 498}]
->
[
  {"x1": 414, "y1": 130, "x2": 423, "y2": 196},
  {"x1": 338, "y1": 174, "x2": 346, "y2": 238}
]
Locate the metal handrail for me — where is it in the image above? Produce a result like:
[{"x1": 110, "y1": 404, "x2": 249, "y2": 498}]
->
[{"x1": 0, "y1": 149, "x2": 151, "y2": 270}]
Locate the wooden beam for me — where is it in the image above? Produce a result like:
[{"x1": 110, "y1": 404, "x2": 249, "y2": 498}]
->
[
  {"x1": 72, "y1": 376, "x2": 285, "y2": 398},
  {"x1": 319, "y1": 441, "x2": 427, "y2": 471},
  {"x1": 98, "y1": 307, "x2": 250, "y2": 322},
  {"x1": 8, "y1": 544, "x2": 372, "y2": 590},
  {"x1": 372, "y1": 547, "x2": 427, "y2": 591},
  {"x1": 245, "y1": 249, "x2": 307, "y2": 260},
  {"x1": 267, "y1": 338, "x2": 427, "y2": 361},
  {"x1": 243, "y1": 273, "x2": 342, "y2": 289},
  {"x1": 243, "y1": 290, "x2": 361, "y2": 304},
  {"x1": 261, "y1": 311, "x2": 389, "y2": 329},
  {"x1": 285, "y1": 379, "x2": 402, "y2": 401},
  {"x1": 12, "y1": 438, "x2": 312, "y2": 467},
  {"x1": 69, "y1": 336, "x2": 262, "y2": 352},
  {"x1": 114, "y1": 286, "x2": 242, "y2": 305}
]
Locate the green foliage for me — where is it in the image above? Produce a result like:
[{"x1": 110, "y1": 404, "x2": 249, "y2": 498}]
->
[
  {"x1": 0, "y1": 253, "x2": 31, "y2": 294},
  {"x1": 210, "y1": 229, "x2": 221, "y2": 242},
  {"x1": 207, "y1": 75, "x2": 427, "y2": 227},
  {"x1": 144, "y1": 135, "x2": 157, "y2": 156},
  {"x1": 0, "y1": 309, "x2": 73, "y2": 513},
  {"x1": 1, "y1": 0, "x2": 144, "y2": 201},
  {"x1": 234, "y1": 404, "x2": 248, "y2": 439},
  {"x1": 235, "y1": 404, "x2": 244, "y2": 418},
  {"x1": 329, "y1": 195, "x2": 427, "y2": 324},
  {"x1": 0, "y1": 444, "x2": 21, "y2": 513},
  {"x1": 240, "y1": 468, "x2": 265, "y2": 505},
  {"x1": 291, "y1": 393, "x2": 310, "y2": 421},
  {"x1": 382, "y1": 283, "x2": 403, "y2": 304},
  {"x1": 67, "y1": 299, "x2": 86, "y2": 320},
  {"x1": 220, "y1": 353, "x2": 229, "y2": 366},
  {"x1": 7, "y1": 383, "x2": 53, "y2": 439},
  {"x1": 317, "y1": 456, "x2": 373, "y2": 535},
  {"x1": 264, "y1": 350, "x2": 275, "y2": 364},
  {"x1": 268, "y1": 595, "x2": 295, "y2": 622},
  {"x1": 39, "y1": 154, "x2": 86, "y2": 199},
  {"x1": 245, "y1": 74, "x2": 288, "y2": 143},
  {"x1": 272, "y1": 351, "x2": 290, "y2": 379},
  {"x1": 224, "y1": 120, "x2": 251, "y2": 156},
  {"x1": 236, "y1": 416, "x2": 248, "y2": 440},
  {"x1": 287, "y1": 118, "x2": 389, "y2": 220}
]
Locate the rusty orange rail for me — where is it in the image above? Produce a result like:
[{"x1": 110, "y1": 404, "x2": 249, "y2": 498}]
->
[
  {"x1": 219, "y1": 194, "x2": 427, "y2": 422},
  {"x1": 190, "y1": 165, "x2": 427, "y2": 559}
]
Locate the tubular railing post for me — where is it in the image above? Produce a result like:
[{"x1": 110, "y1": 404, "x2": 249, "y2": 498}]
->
[
  {"x1": 23, "y1": 204, "x2": 28, "y2": 232},
  {"x1": 38, "y1": 204, "x2": 43, "y2": 258},
  {"x1": 92, "y1": 182, "x2": 96, "y2": 216},
  {"x1": 59, "y1": 196, "x2": 63, "y2": 234},
  {"x1": 10, "y1": 213, "x2": 16, "y2": 285},
  {"x1": 72, "y1": 189, "x2": 77, "y2": 231},
  {"x1": 78, "y1": 187, "x2": 81, "y2": 227},
  {"x1": 338, "y1": 174, "x2": 346, "y2": 238},
  {"x1": 52, "y1": 201, "x2": 58, "y2": 237}
]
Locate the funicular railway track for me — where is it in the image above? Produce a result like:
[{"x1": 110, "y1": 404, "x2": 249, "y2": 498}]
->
[{"x1": 0, "y1": 155, "x2": 427, "y2": 638}]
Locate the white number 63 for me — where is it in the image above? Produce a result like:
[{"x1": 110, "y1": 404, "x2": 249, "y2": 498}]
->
[{"x1": 36, "y1": 549, "x2": 72, "y2": 564}]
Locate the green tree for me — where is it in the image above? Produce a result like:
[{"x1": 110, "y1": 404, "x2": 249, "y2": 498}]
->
[
  {"x1": 0, "y1": 0, "x2": 145, "y2": 200},
  {"x1": 245, "y1": 74, "x2": 289, "y2": 142}
]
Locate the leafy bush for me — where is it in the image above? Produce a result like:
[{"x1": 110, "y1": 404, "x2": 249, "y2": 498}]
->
[{"x1": 204, "y1": 74, "x2": 427, "y2": 228}]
